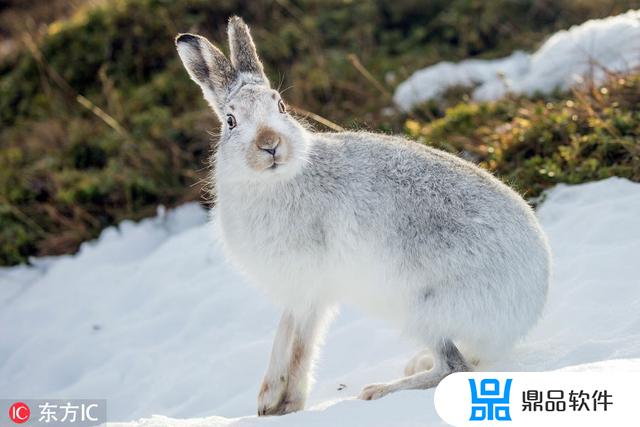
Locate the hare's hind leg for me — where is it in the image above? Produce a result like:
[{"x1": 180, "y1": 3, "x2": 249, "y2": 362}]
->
[{"x1": 359, "y1": 339, "x2": 470, "y2": 400}]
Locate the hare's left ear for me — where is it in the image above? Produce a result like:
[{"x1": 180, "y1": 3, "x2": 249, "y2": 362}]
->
[{"x1": 227, "y1": 16, "x2": 270, "y2": 87}]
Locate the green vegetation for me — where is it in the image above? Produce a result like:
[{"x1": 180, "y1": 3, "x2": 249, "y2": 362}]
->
[
  {"x1": 1, "y1": 0, "x2": 639, "y2": 265},
  {"x1": 406, "y1": 74, "x2": 640, "y2": 199}
]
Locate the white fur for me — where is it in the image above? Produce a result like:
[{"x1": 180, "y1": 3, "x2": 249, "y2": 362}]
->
[
  {"x1": 176, "y1": 17, "x2": 551, "y2": 415},
  {"x1": 216, "y1": 130, "x2": 550, "y2": 361}
]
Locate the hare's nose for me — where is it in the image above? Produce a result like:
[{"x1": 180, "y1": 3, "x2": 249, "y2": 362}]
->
[
  {"x1": 255, "y1": 127, "x2": 281, "y2": 155},
  {"x1": 262, "y1": 147, "x2": 277, "y2": 156}
]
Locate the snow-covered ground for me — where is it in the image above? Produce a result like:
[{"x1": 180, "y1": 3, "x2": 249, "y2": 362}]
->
[
  {"x1": 1, "y1": 177, "x2": 639, "y2": 426},
  {"x1": 394, "y1": 10, "x2": 640, "y2": 109}
]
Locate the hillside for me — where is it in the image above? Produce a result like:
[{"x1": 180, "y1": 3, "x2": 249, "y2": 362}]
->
[{"x1": 1, "y1": 0, "x2": 639, "y2": 265}]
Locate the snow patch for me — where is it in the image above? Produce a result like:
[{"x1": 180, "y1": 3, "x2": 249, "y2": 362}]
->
[
  {"x1": 1, "y1": 178, "x2": 639, "y2": 426},
  {"x1": 394, "y1": 10, "x2": 640, "y2": 109}
]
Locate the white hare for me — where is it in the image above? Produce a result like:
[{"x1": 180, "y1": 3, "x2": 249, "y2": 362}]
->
[{"x1": 176, "y1": 17, "x2": 550, "y2": 416}]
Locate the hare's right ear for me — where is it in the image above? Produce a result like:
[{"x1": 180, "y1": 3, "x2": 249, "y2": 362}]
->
[{"x1": 176, "y1": 33, "x2": 237, "y2": 117}]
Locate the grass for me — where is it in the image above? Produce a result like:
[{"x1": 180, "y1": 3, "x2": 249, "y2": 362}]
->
[
  {"x1": 0, "y1": 0, "x2": 639, "y2": 265},
  {"x1": 405, "y1": 73, "x2": 640, "y2": 199}
]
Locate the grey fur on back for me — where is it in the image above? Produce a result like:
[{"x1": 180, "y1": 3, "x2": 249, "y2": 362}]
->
[{"x1": 254, "y1": 130, "x2": 545, "y2": 276}]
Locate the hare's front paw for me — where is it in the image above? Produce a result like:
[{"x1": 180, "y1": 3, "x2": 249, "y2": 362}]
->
[
  {"x1": 359, "y1": 383, "x2": 391, "y2": 400},
  {"x1": 257, "y1": 375, "x2": 305, "y2": 416}
]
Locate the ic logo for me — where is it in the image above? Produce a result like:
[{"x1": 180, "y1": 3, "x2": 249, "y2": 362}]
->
[
  {"x1": 469, "y1": 378, "x2": 513, "y2": 421},
  {"x1": 8, "y1": 402, "x2": 30, "y2": 424}
]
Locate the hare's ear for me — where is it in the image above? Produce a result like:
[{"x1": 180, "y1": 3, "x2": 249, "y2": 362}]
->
[
  {"x1": 176, "y1": 33, "x2": 237, "y2": 117},
  {"x1": 227, "y1": 16, "x2": 270, "y2": 87}
]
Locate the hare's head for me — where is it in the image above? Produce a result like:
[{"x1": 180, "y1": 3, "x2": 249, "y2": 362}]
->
[{"x1": 176, "y1": 17, "x2": 310, "y2": 182}]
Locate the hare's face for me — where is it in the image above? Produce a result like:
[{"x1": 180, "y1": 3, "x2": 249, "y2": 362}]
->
[
  {"x1": 176, "y1": 17, "x2": 309, "y2": 182},
  {"x1": 217, "y1": 85, "x2": 310, "y2": 181}
]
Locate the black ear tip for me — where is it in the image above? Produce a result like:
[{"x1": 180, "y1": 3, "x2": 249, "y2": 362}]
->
[{"x1": 176, "y1": 33, "x2": 200, "y2": 47}]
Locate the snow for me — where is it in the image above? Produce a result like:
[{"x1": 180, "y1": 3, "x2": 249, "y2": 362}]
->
[
  {"x1": 1, "y1": 177, "x2": 640, "y2": 426},
  {"x1": 394, "y1": 10, "x2": 640, "y2": 109}
]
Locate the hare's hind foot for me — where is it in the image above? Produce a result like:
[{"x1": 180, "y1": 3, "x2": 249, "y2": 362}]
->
[{"x1": 359, "y1": 339, "x2": 470, "y2": 401}]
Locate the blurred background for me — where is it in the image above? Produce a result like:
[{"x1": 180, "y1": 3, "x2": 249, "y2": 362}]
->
[{"x1": 1, "y1": 0, "x2": 639, "y2": 266}]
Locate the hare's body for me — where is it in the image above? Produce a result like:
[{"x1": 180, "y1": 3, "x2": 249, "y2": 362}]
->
[
  {"x1": 176, "y1": 17, "x2": 550, "y2": 416},
  {"x1": 217, "y1": 131, "x2": 549, "y2": 362}
]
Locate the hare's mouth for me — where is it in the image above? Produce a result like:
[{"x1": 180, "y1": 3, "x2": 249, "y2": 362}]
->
[{"x1": 268, "y1": 160, "x2": 287, "y2": 171}]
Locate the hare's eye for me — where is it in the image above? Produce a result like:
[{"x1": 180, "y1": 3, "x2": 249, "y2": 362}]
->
[
  {"x1": 226, "y1": 114, "x2": 237, "y2": 129},
  {"x1": 278, "y1": 99, "x2": 286, "y2": 114}
]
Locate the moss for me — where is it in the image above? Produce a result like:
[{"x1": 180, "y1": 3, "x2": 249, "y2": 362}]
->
[
  {"x1": 0, "y1": 210, "x2": 38, "y2": 265},
  {"x1": 407, "y1": 73, "x2": 640, "y2": 197}
]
